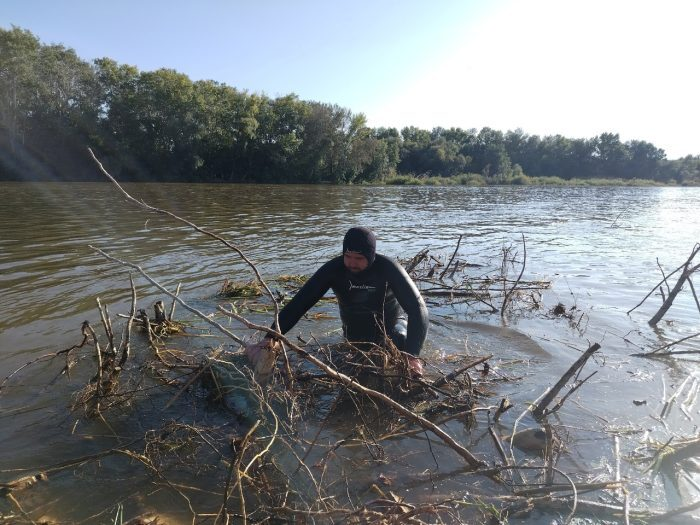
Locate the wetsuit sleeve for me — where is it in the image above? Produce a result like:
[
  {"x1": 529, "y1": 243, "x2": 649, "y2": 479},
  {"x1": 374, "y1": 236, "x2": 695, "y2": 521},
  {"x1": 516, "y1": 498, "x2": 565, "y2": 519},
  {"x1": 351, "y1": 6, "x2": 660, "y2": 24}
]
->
[
  {"x1": 386, "y1": 259, "x2": 429, "y2": 356},
  {"x1": 274, "y1": 259, "x2": 337, "y2": 335}
]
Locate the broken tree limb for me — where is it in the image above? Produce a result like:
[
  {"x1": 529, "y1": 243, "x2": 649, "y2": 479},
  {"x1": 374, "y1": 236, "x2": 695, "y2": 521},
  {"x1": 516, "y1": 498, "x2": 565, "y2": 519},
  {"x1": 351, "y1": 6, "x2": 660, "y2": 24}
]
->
[
  {"x1": 154, "y1": 300, "x2": 167, "y2": 324},
  {"x1": 532, "y1": 343, "x2": 601, "y2": 421},
  {"x1": 439, "y1": 234, "x2": 463, "y2": 281},
  {"x1": 89, "y1": 246, "x2": 245, "y2": 346},
  {"x1": 637, "y1": 243, "x2": 700, "y2": 326},
  {"x1": 216, "y1": 306, "x2": 487, "y2": 470},
  {"x1": 631, "y1": 331, "x2": 700, "y2": 357},
  {"x1": 431, "y1": 354, "x2": 491, "y2": 388},
  {"x1": 96, "y1": 297, "x2": 114, "y2": 350},
  {"x1": 627, "y1": 263, "x2": 686, "y2": 314},
  {"x1": 649, "y1": 269, "x2": 700, "y2": 326},
  {"x1": 404, "y1": 248, "x2": 429, "y2": 274},
  {"x1": 168, "y1": 283, "x2": 182, "y2": 321},
  {"x1": 118, "y1": 274, "x2": 137, "y2": 368},
  {"x1": 88, "y1": 147, "x2": 281, "y2": 333},
  {"x1": 687, "y1": 276, "x2": 700, "y2": 316}
]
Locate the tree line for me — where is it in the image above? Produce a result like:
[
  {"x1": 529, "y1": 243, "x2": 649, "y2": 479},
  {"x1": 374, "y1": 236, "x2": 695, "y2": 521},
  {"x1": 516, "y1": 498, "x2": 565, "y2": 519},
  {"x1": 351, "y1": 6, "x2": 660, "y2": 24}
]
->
[{"x1": 1, "y1": 26, "x2": 698, "y2": 184}]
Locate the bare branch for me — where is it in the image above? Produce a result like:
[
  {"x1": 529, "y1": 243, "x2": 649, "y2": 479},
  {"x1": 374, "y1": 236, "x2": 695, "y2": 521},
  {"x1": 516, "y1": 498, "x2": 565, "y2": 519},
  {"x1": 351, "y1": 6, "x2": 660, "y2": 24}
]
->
[
  {"x1": 532, "y1": 343, "x2": 601, "y2": 421},
  {"x1": 87, "y1": 147, "x2": 281, "y2": 332},
  {"x1": 439, "y1": 234, "x2": 463, "y2": 280},
  {"x1": 90, "y1": 246, "x2": 245, "y2": 346},
  {"x1": 501, "y1": 233, "x2": 527, "y2": 317}
]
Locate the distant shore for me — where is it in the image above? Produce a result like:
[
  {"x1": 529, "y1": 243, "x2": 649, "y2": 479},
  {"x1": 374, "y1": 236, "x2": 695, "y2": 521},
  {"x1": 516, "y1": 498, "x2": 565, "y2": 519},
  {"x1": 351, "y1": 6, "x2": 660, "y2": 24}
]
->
[{"x1": 381, "y1": 173, "x2": 698, "y2": 187}]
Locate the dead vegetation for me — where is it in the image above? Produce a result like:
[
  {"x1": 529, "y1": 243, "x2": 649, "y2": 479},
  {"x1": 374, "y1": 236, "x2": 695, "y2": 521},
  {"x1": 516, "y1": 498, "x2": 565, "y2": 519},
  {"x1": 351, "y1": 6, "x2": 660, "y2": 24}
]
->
[
  {"x1": 629, "y1": 243, "x2": 700, "y2": 357},
  {"x1": 398, "y1": 235, "x2": 550, "y2": 317}
]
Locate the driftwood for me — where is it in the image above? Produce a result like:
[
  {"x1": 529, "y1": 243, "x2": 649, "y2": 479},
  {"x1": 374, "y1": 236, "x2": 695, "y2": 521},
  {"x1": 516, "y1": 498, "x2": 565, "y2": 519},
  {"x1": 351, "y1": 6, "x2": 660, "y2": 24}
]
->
[
  {"x1": 532, "y1": 343, "x2": 601, "y2": 421},
  {"x1": 403, "y1": 235, "x2": 548, "y2": 315},
  {"x1": 501, "y1": 233, "x2": 527, "y2": 317},
  {"x1": 439, "y1": 234, "x2": 463, "y2": 280},
  {"x1": 628, "y1": 243, "x2": 700, "y2": 326},
  {"x1": 632, "y1": 331, "x2": 700, "y2": 357},
  {"x1": 630, "y1": 245, "x2": 700, "y2": 357},
  {"x1": 649, "y1": 244, "x2": 700, "y2": 326},
  {"x1": 431, "y1": 354, "x2": 491, "y2": 388}
]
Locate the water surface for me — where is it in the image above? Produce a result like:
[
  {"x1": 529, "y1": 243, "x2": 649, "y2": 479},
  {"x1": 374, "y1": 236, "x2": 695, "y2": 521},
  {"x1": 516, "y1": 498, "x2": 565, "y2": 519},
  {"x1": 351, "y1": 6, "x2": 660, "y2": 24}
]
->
[{"x1": 1, "y1": 182, "x2": 699, "y2": 522}]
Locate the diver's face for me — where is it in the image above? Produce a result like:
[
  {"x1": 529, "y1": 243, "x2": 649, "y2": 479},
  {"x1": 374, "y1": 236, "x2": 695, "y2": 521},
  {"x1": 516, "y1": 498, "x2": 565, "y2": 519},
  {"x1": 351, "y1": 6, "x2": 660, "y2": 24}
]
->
[{"x1": 343, "y1": 251, "x2": 369, "y2": 273}]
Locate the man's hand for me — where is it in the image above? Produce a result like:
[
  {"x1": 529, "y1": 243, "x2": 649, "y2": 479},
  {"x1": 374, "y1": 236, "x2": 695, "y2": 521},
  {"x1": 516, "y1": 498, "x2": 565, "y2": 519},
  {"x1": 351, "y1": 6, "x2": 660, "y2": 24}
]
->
[
  {"x1": 403, "y1": 353, "x2": 423, "y2": 377},
  {"x1": 245, "y1": 338, "x2": 280, "y2": 383}
]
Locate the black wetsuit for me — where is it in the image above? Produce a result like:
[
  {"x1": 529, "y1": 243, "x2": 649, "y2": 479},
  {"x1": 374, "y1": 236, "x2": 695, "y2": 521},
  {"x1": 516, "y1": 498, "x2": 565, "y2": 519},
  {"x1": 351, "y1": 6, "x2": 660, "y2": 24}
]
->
[{"x1": 277, "y1": 254, "x2": 429, "y2": 355}]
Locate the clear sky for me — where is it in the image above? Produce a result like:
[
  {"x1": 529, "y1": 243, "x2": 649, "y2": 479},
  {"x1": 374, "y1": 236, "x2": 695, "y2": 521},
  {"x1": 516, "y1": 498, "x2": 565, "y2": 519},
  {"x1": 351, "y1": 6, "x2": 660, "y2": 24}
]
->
[{"x1": 1, "y1": 0, "x2": 698, "y2": 158}]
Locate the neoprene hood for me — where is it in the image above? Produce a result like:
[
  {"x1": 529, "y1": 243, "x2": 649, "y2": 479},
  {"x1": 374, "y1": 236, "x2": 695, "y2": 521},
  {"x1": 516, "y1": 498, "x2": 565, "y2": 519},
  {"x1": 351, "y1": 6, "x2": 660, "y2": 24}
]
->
[{"x1": 343, "y1": 227, "x2": 376, "y2": 266}]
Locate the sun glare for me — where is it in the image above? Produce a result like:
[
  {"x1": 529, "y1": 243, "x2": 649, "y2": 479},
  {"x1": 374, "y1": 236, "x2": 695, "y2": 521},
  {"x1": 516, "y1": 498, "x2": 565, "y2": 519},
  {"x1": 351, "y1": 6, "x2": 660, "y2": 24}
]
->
[{"x1": 367, "y1": 0, "x2": 699, "y2": 158}]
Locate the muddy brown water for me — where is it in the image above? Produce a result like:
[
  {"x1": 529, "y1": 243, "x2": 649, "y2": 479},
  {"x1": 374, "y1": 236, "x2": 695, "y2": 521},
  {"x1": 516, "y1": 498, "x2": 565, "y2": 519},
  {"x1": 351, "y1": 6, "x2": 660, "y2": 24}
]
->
[{"x1": 1, "y1": 182, "x2": 699, "y2": 522}]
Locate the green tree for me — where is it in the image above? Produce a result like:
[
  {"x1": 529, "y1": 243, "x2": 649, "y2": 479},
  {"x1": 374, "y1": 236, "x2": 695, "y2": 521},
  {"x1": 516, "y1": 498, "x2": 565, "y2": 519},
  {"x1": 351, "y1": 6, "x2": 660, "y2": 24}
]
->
[
  {"x1": 593, "y1": 132, "x2": 630, "y2": 178},
  {"x1": 624, "y1": 140, "x2": 665, "y2": 179},
  {"x1": 0, "y1": 26, "x2": 40, "y2": 151}
]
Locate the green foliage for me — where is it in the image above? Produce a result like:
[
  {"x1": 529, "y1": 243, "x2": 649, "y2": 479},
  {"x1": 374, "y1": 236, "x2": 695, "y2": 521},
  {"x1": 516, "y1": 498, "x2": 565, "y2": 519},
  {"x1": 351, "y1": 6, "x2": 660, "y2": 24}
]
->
[
  {"x1": 452, "y1": 173, "x2": 486, "y2": 186},
  {"x1": 385, "y1": 174, "x2": 425, "y2": 185},
  {"x1": 0, "y1": 26, "x2": 697, "y2": 185}
]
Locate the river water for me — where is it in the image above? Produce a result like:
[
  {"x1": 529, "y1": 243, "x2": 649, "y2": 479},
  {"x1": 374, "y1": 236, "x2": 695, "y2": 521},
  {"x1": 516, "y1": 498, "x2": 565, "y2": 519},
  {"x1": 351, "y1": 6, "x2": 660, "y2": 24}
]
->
[{"x1": 1, "y1": 182, "x2": 699, "y2": 523}]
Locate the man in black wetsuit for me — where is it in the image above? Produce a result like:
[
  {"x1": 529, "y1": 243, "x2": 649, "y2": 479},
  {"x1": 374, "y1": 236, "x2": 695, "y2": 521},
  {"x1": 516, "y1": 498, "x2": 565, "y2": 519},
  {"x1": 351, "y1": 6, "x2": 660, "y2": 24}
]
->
[{"x1": 247, "y1": 227, "x2": 428, "y2": 374}]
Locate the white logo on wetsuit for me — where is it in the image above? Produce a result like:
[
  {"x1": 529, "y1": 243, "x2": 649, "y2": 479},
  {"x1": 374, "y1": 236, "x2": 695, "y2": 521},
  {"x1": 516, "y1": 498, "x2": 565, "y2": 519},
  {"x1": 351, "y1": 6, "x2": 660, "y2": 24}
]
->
[{"x1": 348, "y1": 281, "x2": 376, "y2": 291}]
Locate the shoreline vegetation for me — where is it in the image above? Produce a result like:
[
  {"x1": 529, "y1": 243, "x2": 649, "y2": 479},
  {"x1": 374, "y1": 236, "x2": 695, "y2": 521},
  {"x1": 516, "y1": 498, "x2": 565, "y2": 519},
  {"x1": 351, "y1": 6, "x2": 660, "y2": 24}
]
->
[
  {"x1": 383, "y1": 173, "x2": 679, "y2": 186},
  {"x1": 2, "y1": 25, "x2": 700, "y2": 186}
]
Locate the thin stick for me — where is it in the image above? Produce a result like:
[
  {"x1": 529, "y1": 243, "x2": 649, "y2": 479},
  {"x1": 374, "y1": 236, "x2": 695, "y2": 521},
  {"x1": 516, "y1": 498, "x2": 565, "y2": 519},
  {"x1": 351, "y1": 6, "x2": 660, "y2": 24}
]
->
[
  {"x1": 648, "y1": 332, "x2": 700, "y2": 354},
  {"x1": 83, "y1": 322, "x2": 104, "y2": 411},
  {"x1": 687, "y1": 276, "x2": 700, "y2": 316},
  {"x1": 431, "y1": 355, "x2": 491, "y2": 388},
  {"x1": 627, "y1": 262, "x2": 685, "y2": 314},
  {"x1": 656, "y1": 258, "x2": 671, "y2": 299},
  {"x1": 90, "y1": 246, "x2": 245, "y2": 346},
  {"x1": 218, "y1": 420, "x2": 260, "y2": 525},
  {"x1": 488, "y1": 425, "x2": 510, "y2": 467},
  {"x1": 96, "y1": 298, "x2": 114, "y2": 351},
  {"x1": 88, "y1": 147, "x2": 280, "y2": 332},
  {"x1": 660, "y1": 373, "x2": 693, "y2": 419},
  {"x1": 546, "y1": 371, "x2": 598, "y2": 417},
  {"x1": 0, "y1": 336, "x2": 89, "y2": 394},
  {"x1": 646, "y1": 499, "x2": 700, "y2": 523},
  {"x1": 544, "y1": 423, "x2": 555, "y2": 485},
  {"x1": 169, "y1": 283, "x2": 182, "y2": 321},
  {"x1": 682, "y1": 378, "x2": 699, "y2": 411},
  {"x1": 162, "y1": 348, "x2": 223, "y2": 411},
  {"x1": 439, "y1": 234, "x2": 463, "y2": 280},
  {"x1": 118, "y1": 274, "x2": 137, "y2": 368},
  {"x1": 532, "y1": 343, "x2": 601, "y2": 420},
  {"x1": 614, "y1": 435, "x2": 630, "y2": 525},
  {"x1": 513, "y1": 480, "x2": 621, "y2": 496},
  {"x1": 501, "y1": 233, "x2": 526, "y2": 317},
  {"x1": 649, "y1": 244, "x2": 700, "y2": 325}
]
